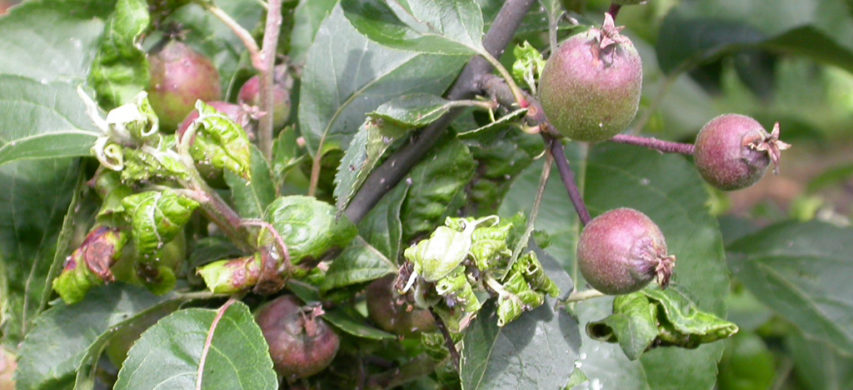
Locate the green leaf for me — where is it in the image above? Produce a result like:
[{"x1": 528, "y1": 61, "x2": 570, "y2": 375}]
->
[
  {"x1": 0, "y1": 159, "x2": 80, "y2": 343},
  {"x1": 786, "y1": 330, "x2": 853, "y2": 390},
  {"x1": 298, "y1": 5, "x2": 466, "y2": 157},
  {"x1": 370, "y1": 93, "x2": 458, "y2": 127},
  {"x1": 333, "y1": 117, "x2": 408, "y2": 212},
  {"x1": 321, "y1": 237, "x2": 397, "y2": 291},
  {"x1": 358, "y1": 180, "x2": 409, "y2": 261},
  {"x1": 728, "y1": 221, "x2": 853, "y2": 355},
  {"x1": 115, "y1": 302, "x2": 278, "y2": 390},
  {"x1": 189, "y1": 101, "x2": 253, "y2": 180},
  {"x1": 323, "y1": 307, "x2": 396, "y2": 341},
  {"x1": 289, "y1": 0, "x2": 337, "y2": 64},
  {"x1": 225, "y1": 145, "x2": 276, "y2": 219},
  {"x1": 500, "y1": 143, "x2": 729, "y2": 389},
  {"x1": 401, "y1": 136, "x2": 476, "y2": 239},
  {"x1": 265, "y1": 195, "x2": 359, "y2": 264},
  {"x1": 122, "y1": 190, "x2": 200, "y2": 256},
  {"x1": 587, "y1": 288, "x2": 738, "y2": 360},
  {"x1": 342, "y1": 0, "x2": 485, "y2": 55},
  {"x1": 657, "y1": 0, "x2": 853, "y2": 73},
  {"x1": 88, "y1": 0, "x2": 150, "y2": 108},
  {"x1": 0, "y1": 76, "x2": 101, "y2": 166},
  {"x1": 460, "y1": 298, "x2": 581, "y2": 389},
  {"x1": 0, "y1": 0, "x2": 112, "y2": 81},
  {"x1": 15, "y1": 285, "x2": 177, "y2": 390}
]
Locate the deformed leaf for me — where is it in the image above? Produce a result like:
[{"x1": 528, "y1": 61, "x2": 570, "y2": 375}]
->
[
  {"x1": 115, "y1": 302, "x2": 278, "y2": 390},
  {"x1": 15, "y1": 285, "x2": 176, "y2": 390},
  {"x1": 187, "y1": 101, "x2": 252, "y2": 180},
  {"x1": 342, "y1": 0, "x2": 486, "y2": 55},
  {"x1": 321, "y1": 236, "x2": 396, "y2": 292},
  {"x1": 88, "y1": 0, "x2": 150, "y2": 108},
  {"x1": 728, "y1": 220, "x2": 853, "y2": 355},
  {"x1": 265, "y1": 195, "x2": 358, "y2": 264},
  {"x1": 122, "y1": 190, "x2": 200, "y2": 256},
  {"x1": 587, "y1": 288, "x2": 738, "y2": 360}
]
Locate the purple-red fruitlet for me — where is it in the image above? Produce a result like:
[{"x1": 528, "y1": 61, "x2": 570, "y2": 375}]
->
[
  {"x1": 577, "y1": 208, "x2": 675, "y2": 295},
  {"x1": 693, "y1": 114, "x2": 790, "y2": 191},
  {"x1": 148, "y1": 40, "x2": 221, "y2": 130}
]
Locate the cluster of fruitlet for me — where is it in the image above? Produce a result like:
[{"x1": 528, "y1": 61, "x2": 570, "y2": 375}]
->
[{"x1": 536, "y1": 13, "x2": 789, "y2": 294}]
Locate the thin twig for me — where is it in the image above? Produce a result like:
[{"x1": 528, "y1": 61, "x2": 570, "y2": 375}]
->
[
  {"x1": 240, "y1": 219, "x2": 292, "y2": 272},
  {"x1": 610, "y1": 134, "x2": 695, "y2": 155},
  {"x1": 429, "y1": 307, "x2": 460, "y2": 371},
  {"x1": 345, "y1": 0, "x2": 538, "y2": 223},
  {"x1": 608, "y1": 4, "x2": 622, "y2": 20},
  {"x1": 203, "y1": 3, "x2": 263, "y2": 70},
  {"x1": 196, "y1": 297, "x2": 237, "y2": 390},
  {"x1": 548, "y1": 137, "x2": 591, "y2": 225},
  {"x1": 258, "y1": 0, "x2": 283, "y2": 160}
]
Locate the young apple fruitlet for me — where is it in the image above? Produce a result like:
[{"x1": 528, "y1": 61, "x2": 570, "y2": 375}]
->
[
  {"x1": 539, "y1": 14, "x2": 642, "y2": 142},
  {"x1": 255, "y1": 295, "x2": 340, "y2": 381},
  {"x1": 577, "y1": 208, "x2": 675, "y2": 295},
  {"x1": 238, "y1": 64, "x2": 292, "y2": 130},
  {"x1": 147, "y1": 40, "x2": 221, "y2": 130},
  {"x1": 366, "y1": 275, "x2": 436, "y2": 336},
  {"x1": 693, "y1": 114, "x2": 790, "y2": 191}
]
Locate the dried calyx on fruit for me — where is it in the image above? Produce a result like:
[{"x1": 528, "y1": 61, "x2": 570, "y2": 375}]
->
[
  {"x1": 693, "y1": 114, "x2": 790, "y2": 191},
  {"x1": 577, "y1": 208, "x2": 675, "y2": 295},
  {"x1": 538, "y1": 13, "x2": 642, "y2": 142},
  {"x1": 238, "y1": 64, "x2": 293, "y2": 130},
  {"x1": 254, "y1": 295, "x2": 339, "y2": 382},
  {"x1": 147, "y1": 40, "x2": 221, "y2": 131}
]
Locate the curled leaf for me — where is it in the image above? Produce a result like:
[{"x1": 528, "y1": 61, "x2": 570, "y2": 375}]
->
[
  {"x1": 197, "y1": 253, "x2": 262, "y2": 294},
  {"x1": 52, "y1": 226, "x2": 128, "y2": 304},
  {"x1": 121, "y1": 190, "x2": 199, "y2": 257},
  {"x1": 587, "y1": 288, "x2": 738, "y2": 360},
  {"x1": 264, "y1": 196, "x2": 358, "y2": 265},
  {"x1": 183, "y1": 100, "x2": 252, "y2": 180}
]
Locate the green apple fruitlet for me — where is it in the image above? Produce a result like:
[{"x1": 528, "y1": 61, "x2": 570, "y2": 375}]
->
[
  {"x1": 577, "y1": 208, "x2": 675, "y2": 295},
  {"x1": 539, "y1": 14, "x2": 642, "y2": 142},
  {"x1": 147, "y1": 40, "x2": 221, "y2": 131}
]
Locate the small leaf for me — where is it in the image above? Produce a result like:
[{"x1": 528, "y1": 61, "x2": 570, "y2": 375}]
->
[
  {"x1": 323, "y1": 307, "x2": 396, "y2": 340},
  {"x1": 369, "y1": 93, "x2": 456, "y2": 127},
  {"x1": 322, "y1": 237, "x2": 396, "y2": 291},
  {"x1": 88, "y1": 0, "x2": 150, "y2": 108},
  {"x1": 122, "y1": 190, "x2": 199, "y2": 256},
  {"x1": 115, "y1": 302, "x2": 278, "y2": 390},
  {"x1": 298, "y1": 5, "x2": 466, "y2": 157},
  {"x1": 225, "y1": 145, "x2": 276, "y2": 219},
  {"x1": 342, "y1": 0, "x2": 485, "y2": 55},
  {"x1": 358, "y1": 180, "x2": 409, "y2": 261},
  {"x1": 188, "y1": 101, "x2": 252, "y2": 180},
  {"x1": 15, "y1": 285, "x2": 176, "y2": 390},
  {"x1": 0, "y1": 76, "x2": 101, "y2": 166},
  {"x1": 333, "y1": 116, "x2": 409, "y2": 212},
  {"x1": 728, "y1": 220, "x2": 853, "y2": 355}
]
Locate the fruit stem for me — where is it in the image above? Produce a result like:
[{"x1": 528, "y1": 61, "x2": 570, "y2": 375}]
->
[
  {"x1": 257, "y1": 0, "x2": 284, "y2": 161},
  {"x1": 428, "y1": 306, "x2": 461, "y2": 371},
  {"x1": 202, "y1": 3, "x2": 263, "y2": 70},
  {"x1": 609, "y1": 134, "x2": 695, "y2": 155},
  {"x1": 481, "y1": 51, "x2": 529, "y2": 108},
  {"x1": 565, "y1": 288, "x2": 606, "y2": 302},
  {"x1": 548, "y1": 137, "x2": 592, "y2": 225},
  {"x1": 608, "y1": 4, "x2": 622, "y2": 20}
]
